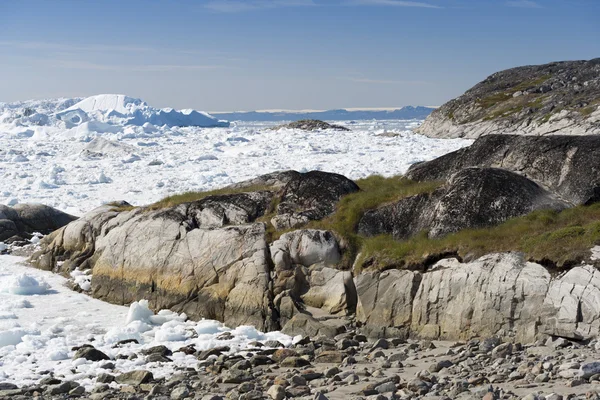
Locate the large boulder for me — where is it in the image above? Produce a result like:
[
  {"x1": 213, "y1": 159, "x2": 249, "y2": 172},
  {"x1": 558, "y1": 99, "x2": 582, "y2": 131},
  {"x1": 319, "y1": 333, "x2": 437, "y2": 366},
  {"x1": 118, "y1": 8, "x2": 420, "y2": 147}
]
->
[
  {"x1": 359, "y1": 167, "x2": 566, "y2": 240},
  {"x1": 32, "y1": 192, "x2": 278, "y2": 330},
  {"x1": 406, "y1": 134, "x2": 600, "y2": 206},
  {"x1": 0, "y1": 203, "x2": 77, "y2": 242},
  {"x1": 272, "y1": 171, "x2": 359, "y2": 230}
]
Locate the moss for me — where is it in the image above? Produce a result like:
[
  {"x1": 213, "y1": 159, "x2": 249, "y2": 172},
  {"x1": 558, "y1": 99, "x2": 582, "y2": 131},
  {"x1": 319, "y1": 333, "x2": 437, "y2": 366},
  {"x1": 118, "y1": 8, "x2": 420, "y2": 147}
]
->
[{"x1": 357, "y1": 203, "x2": 600, "y2": 271}]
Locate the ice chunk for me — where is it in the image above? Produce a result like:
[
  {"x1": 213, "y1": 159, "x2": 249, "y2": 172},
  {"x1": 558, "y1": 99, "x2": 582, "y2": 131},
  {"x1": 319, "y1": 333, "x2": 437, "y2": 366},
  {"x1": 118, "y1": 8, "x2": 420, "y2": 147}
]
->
[
  {"x1": 125, "y1": 300, "x2": 154, "y2": 324},
  {"x1": 0, "y1": 274, "x2": 50, "y2": 295}
]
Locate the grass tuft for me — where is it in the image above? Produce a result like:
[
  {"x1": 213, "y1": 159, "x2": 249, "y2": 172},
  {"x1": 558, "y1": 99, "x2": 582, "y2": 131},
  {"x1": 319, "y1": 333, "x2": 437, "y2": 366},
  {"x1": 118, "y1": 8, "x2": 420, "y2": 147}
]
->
[
  {"x1": 357, "y1": 203, "x2": 600, "y2": 271},
  {"x1": 148, "y1": 184, "x2": 275, "y2": 210}
]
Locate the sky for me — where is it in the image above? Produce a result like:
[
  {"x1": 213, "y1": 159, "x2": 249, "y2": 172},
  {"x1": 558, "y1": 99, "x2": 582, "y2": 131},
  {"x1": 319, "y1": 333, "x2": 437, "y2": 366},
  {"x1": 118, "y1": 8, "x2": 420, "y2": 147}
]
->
[{"x1": 0, "y1": 0, "x2": 599, "y2": 111}]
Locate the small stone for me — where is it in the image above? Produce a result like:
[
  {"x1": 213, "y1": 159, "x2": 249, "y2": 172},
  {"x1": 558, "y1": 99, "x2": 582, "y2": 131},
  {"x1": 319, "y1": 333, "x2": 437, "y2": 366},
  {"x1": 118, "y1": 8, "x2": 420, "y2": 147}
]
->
[
  {"x1": 375, "y1": 381, "x2": 396, "y2": 393},
  {"x1": 580, "y1": 361, "x2": 600, "y2": 379},
  {"x1": 141, "y1": 345, "x2": 173, "y2": 357},
  {"x1": 286, "y1": 385, "x2": 311, "y2": 397},
  {"x1": 146, "y1": 353, "x2": 172, "y2": 363},
  {"x1": 69, "y1": 386, "x2": 86, "y2": 395},
  {"x1": 428, "y1": 359, "x2": 453, "y2": 372},
  {"x1": 45, "y1": 382, "x2": 72, "y2": 395},
  {"x1": 290, "y1": 375, "x2": 307, "y2": 387},
  {"x1": 115, "y1": 370, "x2": 154, "y2": 385},
  {"x1": 272, "y1": 348, "x2": 298, "y2": 363},
  {"x1": 73, "y1": 347, "x2": 110, "y2": 362},
  {"x1": 96, "y1": 373, "x2": 115, "y2": 384},
  {"x1": 171, "y1": 385, "x2": 190, "y2": 400},
  {"x1": 267, "y1": 384, "x2": 286, "y2": 400},
  {"x1": 315, "y1": 351, "x2": 345, "y2": 364},
  {"x1": 280, "y1": 356, "x2": 311, "y2": 368},
  {"x1": 491, "y1": 343, "x2": 513, "y2": 359},
  {"x1": 370, "y1": 339, "x2": 390, "y2": 351}
]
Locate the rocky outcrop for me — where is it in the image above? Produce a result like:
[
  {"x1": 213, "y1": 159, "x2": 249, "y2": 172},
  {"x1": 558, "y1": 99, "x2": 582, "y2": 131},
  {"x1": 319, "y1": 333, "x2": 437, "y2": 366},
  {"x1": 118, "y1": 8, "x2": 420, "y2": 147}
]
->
[
  {"x1": 273, "y1": 119, "x2": 350, "y2": 131},
  {"x1": 271, "y1": 171, "x2": 359, "y2": 230},
  {"x1": 415, "y1": 58, "x2": 600, "y2": 138},
  {"x1": 355, "y1": 252, "x2": 600, "y2": 343},
  {"x1": 0, "y1": 204, "x2": 77, "y2": 242},
  {"x1": 406, "y1": 134, "x2": 600, "y2": 205},
  {"x1": 29, "y1": 163, "x2": 600, "y2": 343},
  {"x1": 31, "y1": 171, "x2": 355, "y2": 332},
  {"x1": 359, "y1": 167, "x2": 566, "y2": 239}
]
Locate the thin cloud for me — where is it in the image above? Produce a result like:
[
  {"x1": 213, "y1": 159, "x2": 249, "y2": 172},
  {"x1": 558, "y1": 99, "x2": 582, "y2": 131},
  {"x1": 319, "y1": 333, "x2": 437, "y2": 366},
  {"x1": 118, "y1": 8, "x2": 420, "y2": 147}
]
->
[
  {"x1": 0, "y1": 40, "x2": 156, "y2": 53},
  {"x1": 204, "y1": 0, "x2": 316, "y2": 12},
  {"x1": 343, "y1": 77, "x2": 432, "y2": 85},
  {"x1": 506, "y1": 0, "x2": 542, "y2": 8},
  {"x1": 349, "y1": 0, "x2": 442, "y2": 9},
  {"x1": 47, "y1": 60, "x2": 225, "y2": 72}
]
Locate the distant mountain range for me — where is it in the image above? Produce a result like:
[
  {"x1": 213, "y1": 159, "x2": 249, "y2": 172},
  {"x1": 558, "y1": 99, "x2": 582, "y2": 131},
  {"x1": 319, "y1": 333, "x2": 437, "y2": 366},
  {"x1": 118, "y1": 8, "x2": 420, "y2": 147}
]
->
[{"x1": 211, "y1": 106, "x2": 435, "y2": 122}]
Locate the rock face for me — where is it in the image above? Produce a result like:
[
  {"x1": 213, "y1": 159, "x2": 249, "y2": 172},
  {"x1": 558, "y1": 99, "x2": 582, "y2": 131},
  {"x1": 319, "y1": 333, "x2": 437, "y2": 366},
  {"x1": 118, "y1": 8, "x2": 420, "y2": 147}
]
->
[
  {"x1": 356, "y1": 252, "x2": 600, "y2": 342},
  {"x1": 0, "y1": 203, "x2": 77, "y2": 242},
  {"x1": 31, "y1": 171, "x2": 353, "y2": 332},
  {"x1": 359, "y1": 167, "x2": 566, "y2": 239},
  {"x1": 273, "y1": 119, "x2": 350, "y2": 131},
  {"x1": 406, "y1": 134, "x2": 600, "y2": 205},
  {"x1": 30, "y1": 164, "x2": 600, "y2": 342},
  {"x1": 416, "y1": 58, "x2": 600, "y2": 138}
]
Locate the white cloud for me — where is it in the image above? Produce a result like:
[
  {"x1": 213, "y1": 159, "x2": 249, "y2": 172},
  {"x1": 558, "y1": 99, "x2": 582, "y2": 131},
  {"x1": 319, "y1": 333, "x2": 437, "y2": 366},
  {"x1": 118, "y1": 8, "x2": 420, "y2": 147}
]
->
[
  {"x1": 506, "y1": 0, "x2": 542, "y2": 8},
  {"x1": 349, "y1": 0, "x2": 442, "y2": 9},
  {"x1": 204, "y1": 0, "x2": 316, "y2": 12}
]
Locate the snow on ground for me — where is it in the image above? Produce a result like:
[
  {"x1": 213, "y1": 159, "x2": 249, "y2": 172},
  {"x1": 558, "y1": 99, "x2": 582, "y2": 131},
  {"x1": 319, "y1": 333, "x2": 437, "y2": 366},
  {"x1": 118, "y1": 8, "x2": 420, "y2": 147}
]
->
[
  {"x1": 0, "y1": 96, "x2": 472, "y2": 216},
  {"x1": 0, "y1": 255, "x2": 294, "y2": 389}
]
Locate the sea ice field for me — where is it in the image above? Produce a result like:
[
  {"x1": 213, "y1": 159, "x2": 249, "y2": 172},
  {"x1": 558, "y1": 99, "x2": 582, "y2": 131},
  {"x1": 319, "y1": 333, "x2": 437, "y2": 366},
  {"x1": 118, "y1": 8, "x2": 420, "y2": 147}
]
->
[
  {"x1": 0, "y1": 95, "x2": 472, "y2": 216},
  {"x1": 0, "y1": 94, "x2": 472, "y2": 388}
]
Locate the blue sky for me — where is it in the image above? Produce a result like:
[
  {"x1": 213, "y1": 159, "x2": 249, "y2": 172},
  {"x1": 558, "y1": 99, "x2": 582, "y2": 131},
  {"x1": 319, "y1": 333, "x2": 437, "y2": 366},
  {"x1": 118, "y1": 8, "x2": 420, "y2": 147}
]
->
[{"x1": 0, "y1": 0, "x2": 598, "y2": 111}]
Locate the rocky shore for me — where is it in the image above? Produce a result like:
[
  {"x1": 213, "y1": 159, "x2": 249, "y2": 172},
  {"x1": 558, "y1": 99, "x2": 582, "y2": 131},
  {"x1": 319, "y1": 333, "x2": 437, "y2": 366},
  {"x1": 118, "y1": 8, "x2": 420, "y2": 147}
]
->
[{"x1": 4, "y1": 333, "x2": 600, "y2": 400}]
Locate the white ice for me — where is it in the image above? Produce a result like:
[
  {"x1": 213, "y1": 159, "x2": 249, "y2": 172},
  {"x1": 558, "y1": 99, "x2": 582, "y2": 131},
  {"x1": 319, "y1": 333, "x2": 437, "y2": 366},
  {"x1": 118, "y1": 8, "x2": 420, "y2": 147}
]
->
[
  {"x1": 0, "y1": 255, "x2": 294, "y2": 389},
  {"x1": 0, "y1": 96, "x2": 472, "y2": 216}
]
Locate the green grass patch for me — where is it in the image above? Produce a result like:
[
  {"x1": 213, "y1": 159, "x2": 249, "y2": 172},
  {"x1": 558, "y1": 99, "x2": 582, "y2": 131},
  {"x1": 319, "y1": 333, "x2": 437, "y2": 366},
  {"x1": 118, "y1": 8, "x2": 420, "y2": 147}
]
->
[
  {"x1": 580, "y1": 105, "x2": 598, "y2": 117},
  {"x1": 149, "y1": 184, "x2": 275, "y2": 210},
  {"x1": 303, "y1": 176, "x2": 443, "y2": 268},
  {"x1": 357, "y1": 203, "x2": 600, "y2": 272}
]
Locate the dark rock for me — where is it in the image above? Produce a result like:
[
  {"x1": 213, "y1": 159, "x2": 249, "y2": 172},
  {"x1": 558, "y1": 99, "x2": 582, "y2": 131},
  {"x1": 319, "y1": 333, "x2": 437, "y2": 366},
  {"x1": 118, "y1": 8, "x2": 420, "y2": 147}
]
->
[
  {"x1": 407, "y1": 134, "x2": 600, "y2": 206},
  {"x1": 146, "y1": 353, "x2": 172, "y2": 363},
  {"x1": 280, "y1": 357, "x2": 312, "y2": 368},
  {"x1": 73, "y1": 346, "x2": 110, "y2": 362},
  {"x1": 359, "y1": 167, "x2": 566, "y2": 240},
  {"x1": 141, "y1": 345, "x2": 173, "y2": 357},
  {"x1": 96, "y1": 373, "x2": 115, "y2": 384},
  {"x1": 0, "y1": 203, "x2": 77, "y2": 242},
  {"x1": 272, "y1": 170, "x2": 359, "y2": 230},
  {"x1": 273, "y1": 119, "x2": 350, "y2": 132}
]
